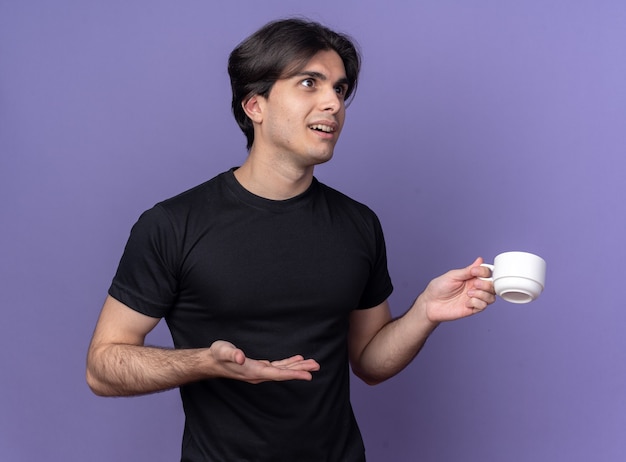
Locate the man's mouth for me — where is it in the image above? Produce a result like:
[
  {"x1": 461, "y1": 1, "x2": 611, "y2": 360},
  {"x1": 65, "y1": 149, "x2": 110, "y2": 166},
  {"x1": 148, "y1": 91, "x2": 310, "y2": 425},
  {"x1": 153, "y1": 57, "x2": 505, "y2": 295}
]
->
[{"x1": 309, "y1": 124, "x2": 336, "y2": 133}]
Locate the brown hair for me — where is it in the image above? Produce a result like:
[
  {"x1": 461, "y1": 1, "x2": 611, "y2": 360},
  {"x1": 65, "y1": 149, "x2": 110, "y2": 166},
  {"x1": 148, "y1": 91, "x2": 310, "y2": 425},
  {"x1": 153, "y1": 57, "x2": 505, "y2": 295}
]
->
[{"x1": 228, "y1": 18, "x2": 361, "y2": 150}]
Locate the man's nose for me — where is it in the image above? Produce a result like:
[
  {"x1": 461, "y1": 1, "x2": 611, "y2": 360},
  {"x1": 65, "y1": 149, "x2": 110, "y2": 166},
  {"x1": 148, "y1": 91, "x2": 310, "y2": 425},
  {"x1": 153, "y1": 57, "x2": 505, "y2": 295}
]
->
[{"x1": 320, "y1": 86, "x2": 342, "y2": 112}]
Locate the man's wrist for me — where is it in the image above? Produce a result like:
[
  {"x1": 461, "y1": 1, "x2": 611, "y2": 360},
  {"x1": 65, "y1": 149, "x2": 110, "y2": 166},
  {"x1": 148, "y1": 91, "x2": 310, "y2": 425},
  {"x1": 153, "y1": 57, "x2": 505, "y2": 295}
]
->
[{"x1": 411, "y1": 292, "x2": 441, "y2": 331}]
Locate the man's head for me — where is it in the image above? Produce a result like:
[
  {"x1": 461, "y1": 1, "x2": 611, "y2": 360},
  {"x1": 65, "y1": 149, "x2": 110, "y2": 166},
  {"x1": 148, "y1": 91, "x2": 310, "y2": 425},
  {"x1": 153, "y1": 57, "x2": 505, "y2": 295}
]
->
[{"x1": 228, "y1": 18, "x2": 361, "y2": 150}]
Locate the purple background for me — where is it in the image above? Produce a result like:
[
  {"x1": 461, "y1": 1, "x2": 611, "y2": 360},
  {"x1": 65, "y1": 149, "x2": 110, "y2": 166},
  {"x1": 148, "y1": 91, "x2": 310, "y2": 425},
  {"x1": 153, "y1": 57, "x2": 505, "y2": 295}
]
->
[{"x1": 2, "y1": 1, "x2": 625, "y2": 461}]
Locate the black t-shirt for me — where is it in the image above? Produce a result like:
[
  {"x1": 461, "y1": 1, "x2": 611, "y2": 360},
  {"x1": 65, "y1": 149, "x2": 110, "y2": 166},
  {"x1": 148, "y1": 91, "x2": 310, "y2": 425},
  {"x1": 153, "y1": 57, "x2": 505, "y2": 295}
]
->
[{"x1": 110, "y1": 169, "x2": 393, "y2": 461}]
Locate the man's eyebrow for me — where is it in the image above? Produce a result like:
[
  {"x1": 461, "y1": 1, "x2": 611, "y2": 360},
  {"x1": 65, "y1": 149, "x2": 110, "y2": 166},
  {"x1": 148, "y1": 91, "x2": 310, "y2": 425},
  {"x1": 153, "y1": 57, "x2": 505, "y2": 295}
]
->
[{"x1": 295, "y1": 71, "x2": 349, "y2": 86}]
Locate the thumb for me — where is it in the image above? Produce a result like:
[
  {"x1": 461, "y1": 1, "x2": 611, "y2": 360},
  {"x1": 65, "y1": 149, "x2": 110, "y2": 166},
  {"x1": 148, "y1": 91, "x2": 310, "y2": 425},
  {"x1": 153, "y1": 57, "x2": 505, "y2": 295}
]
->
[
  {"x1": 212, "y1": 340, "x2": 246, "y2": 365},
  {"x1": 447, "y1": 257, "x2": 484, "y2": 282},
  {"x1": 468, "y1": 256, "x2": 497, "y2": 281}
]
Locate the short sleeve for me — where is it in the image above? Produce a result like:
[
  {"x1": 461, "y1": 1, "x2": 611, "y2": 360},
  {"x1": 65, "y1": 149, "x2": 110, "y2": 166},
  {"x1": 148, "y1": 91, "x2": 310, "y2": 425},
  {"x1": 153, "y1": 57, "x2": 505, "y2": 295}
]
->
[
  {"x1": 108, "y1": 205, "x2": 180, "y2": 318},
  {"x1": 356, "y1": 213, "x2": 394, "y2": 309}
]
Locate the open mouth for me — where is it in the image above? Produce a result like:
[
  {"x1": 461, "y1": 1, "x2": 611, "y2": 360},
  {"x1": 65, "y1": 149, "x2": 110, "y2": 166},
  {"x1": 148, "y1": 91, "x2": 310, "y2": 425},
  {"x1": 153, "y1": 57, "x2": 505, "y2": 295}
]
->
[{"x1": 309, "y1": 124, "x2": 335, "y2": 133}]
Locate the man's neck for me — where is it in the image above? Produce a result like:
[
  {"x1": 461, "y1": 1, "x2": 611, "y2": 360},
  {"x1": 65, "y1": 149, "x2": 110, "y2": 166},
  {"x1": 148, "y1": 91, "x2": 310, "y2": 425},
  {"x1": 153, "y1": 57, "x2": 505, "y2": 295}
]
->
[{"x1": 233, "y1": 152, "x2": 315, "y2": 200}]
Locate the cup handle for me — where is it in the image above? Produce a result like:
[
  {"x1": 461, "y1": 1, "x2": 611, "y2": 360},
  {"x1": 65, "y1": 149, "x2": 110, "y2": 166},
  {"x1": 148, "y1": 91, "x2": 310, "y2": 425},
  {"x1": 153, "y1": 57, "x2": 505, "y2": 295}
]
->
[{"x1": 479, "y1": 263, "x2": 494, "y2": 281}]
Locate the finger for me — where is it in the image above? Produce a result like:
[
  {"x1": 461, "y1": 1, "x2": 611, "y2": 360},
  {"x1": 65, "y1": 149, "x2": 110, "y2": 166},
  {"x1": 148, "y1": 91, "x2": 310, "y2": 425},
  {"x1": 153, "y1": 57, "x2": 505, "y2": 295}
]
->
[
  {"x1": 271, "y1": 357, "x2": 320, "y2": 372},
  {"x1": 268, "y1": 370, "x2": 315, "y2": 382},
  {"x1": 472, "y1": 278, "x2": 496, "y2": 294},
  {"x1": 446, "y1": 257, "x2": 484, "y2": 283},
  {"x1": 466, "y1": 289, "x2": 496, "y2": 307},
  {"x1": 286, "y1": 359, "x2": 321, "y2": 372},
  {"x1": 256, "y1": 364, "x2": 317, "y2": 382},
  {"x1": 270, "y1": 355, "x2": 305, "y2": 367},
  {"x1": 466, "y1": 296, "x2": 489, "y2": 312},
  {"x1": 212, "y1": 341, "x2": 246, "y2": 365},
  {"x1": 233, "y1": 349, "x2": 247, "y2": 365},
  {"x1": 470, "y1": 265, "x2": 492, "y2": 279},
  {"x1": 468, "y1": 256, "x2": 496, "y2": 280}
]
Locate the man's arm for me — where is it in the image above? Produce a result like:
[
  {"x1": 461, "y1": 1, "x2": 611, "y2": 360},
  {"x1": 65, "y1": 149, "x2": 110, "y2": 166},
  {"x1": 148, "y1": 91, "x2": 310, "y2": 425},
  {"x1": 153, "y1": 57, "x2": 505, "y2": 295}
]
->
[
  {"x1": 86, "y1": 295, "x2": 320, "y2": 397},
  {"x1": 348, "y1": 258, "x2": 495, "y2": 385}
]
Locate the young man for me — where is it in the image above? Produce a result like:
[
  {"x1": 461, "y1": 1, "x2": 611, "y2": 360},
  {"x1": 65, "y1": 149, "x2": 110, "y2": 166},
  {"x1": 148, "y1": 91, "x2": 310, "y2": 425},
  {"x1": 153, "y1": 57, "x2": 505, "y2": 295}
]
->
[{"x1": 87, "y1": 18, "x2": 495, "y2": 461}]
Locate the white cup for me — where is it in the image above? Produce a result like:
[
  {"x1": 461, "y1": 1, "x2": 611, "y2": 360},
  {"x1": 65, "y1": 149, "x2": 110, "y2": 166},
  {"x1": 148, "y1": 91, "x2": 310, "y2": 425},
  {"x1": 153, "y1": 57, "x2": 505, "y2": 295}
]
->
[{"x1": 480, "y1": 251, "x2": 546, "y2": 304}]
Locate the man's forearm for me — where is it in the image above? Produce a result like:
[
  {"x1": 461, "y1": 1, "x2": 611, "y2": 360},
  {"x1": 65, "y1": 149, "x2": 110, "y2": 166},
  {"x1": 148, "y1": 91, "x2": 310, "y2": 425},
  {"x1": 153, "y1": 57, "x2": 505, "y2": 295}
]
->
[
  {"x1": 353, "y1": 296, "x2": 439, "y2": 385},
  {"x1": 86, "y1": 343, "x2": 211, "y2": 397}
]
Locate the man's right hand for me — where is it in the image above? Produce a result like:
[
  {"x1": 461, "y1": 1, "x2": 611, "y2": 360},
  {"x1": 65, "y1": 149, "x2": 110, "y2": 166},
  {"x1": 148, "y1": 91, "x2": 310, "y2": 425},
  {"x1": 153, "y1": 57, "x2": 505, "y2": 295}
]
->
[{"x1": 208, "y1": 340, "x2": 320, "y2": 384}]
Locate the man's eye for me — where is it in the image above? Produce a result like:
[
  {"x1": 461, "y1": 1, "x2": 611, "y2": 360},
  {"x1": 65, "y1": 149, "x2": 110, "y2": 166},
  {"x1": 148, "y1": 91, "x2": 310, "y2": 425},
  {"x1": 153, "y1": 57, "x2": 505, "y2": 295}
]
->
[
  {"x1": 335, "y1": 85, "x2": 347, "y2": 97},
  {"x1": 301, "y1": 78, "x2": 315, "y2": 88}
]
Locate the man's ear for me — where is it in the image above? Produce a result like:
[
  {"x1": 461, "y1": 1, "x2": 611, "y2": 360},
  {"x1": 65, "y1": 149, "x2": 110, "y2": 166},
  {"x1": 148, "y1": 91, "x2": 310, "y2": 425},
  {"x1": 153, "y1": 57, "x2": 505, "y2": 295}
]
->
[{"x1": 242, "y1": 95, "x2": 264, "y2": 123}]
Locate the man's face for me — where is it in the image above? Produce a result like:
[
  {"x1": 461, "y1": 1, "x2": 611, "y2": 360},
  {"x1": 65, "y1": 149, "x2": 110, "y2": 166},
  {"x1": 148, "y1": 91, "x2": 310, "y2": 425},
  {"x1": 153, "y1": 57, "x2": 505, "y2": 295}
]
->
[{"x1": 251, "y1": 50, "x2": 349, "y2": 168}]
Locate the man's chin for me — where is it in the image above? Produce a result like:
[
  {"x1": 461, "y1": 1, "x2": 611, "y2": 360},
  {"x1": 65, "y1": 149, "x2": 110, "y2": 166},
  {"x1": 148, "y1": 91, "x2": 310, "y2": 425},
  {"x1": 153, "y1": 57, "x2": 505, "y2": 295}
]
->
[{"x1": 310, "y1": 152, "x2": 334, "y2": 167}]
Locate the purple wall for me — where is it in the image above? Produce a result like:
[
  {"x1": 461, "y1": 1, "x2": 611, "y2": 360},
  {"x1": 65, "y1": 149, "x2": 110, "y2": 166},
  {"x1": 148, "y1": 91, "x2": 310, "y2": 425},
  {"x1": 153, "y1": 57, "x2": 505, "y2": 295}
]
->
[{"x1": 2, "y1": 1, "x2": 625, "y2": 460}]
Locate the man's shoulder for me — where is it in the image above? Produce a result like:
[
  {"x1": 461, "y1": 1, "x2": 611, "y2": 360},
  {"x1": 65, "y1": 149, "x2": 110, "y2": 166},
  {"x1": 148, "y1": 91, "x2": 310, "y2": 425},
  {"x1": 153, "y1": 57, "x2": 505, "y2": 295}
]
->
[
  {"x1": 316, "y1": 180, "x2": 376, "y2": 217},
  {"x1": 135, "y1": 170, "x2": 234, "y2": 230},
  {"x1": 160, "y1": 171, "x2": 229, "y2": 207}
]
